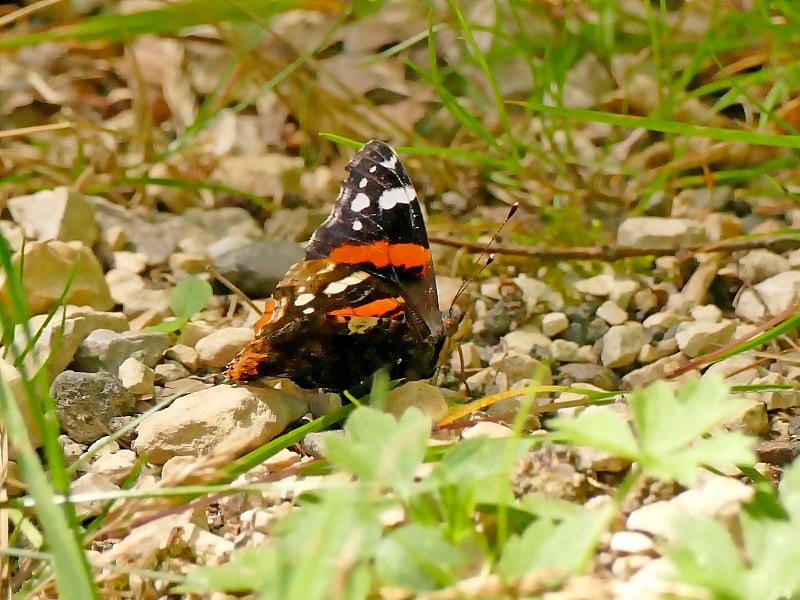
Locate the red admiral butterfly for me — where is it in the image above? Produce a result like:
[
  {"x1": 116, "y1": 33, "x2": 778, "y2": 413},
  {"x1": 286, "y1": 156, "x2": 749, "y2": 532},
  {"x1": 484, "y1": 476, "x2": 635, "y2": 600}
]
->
[{"x1": 224, "y1": 140, "x2": 448, "y2": 393}]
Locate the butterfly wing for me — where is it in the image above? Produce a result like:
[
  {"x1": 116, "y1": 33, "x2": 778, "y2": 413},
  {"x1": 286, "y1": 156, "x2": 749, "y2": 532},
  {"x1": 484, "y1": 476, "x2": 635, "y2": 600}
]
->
[{"x1": 305, "y1": 140, "x2": 443, "y2": 341}]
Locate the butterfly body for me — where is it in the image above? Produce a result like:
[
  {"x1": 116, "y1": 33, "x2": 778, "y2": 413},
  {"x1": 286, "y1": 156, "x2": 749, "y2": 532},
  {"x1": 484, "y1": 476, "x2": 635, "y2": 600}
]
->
[{"x1": 224, "y1": 141, "x2": 446, "y2": 393}]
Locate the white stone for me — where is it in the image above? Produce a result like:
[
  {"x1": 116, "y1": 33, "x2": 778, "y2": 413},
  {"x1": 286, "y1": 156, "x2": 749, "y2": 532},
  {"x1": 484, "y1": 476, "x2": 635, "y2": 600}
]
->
[
  {"x1": 642, "y1": 311, "x2": 681, "y2": 330},
  {"x1": 195, "y1": 327, "x2": 253, "y2": 368},
  {"x1": 596, "y1": 300, "x2": 628, "y2": 325},
  {"x1": 674, "y1": 320, "x2": 736, "y2": 357},
  {"x1": 575, "y1": 274, "x2": 615, "y2": 297},
  {"x1": 550, "y1": 339, "x2": 582, "y2": 362},
  {"x1": 118, "y1": 357, "x2": 155, "y2": 395},
  {"x1": 461, "y1": 421, "x2": 514, "y2": 439},
  {"x1": 736, "y1": 270, "x2": 800, "y2": 321},
  {"x1": 113, "y1": 251, "x2": 148, "y2": 274},
  {"x1": 71, "y1": 473, "x2": 120, "y2": 519},
  {"x1": 609, "y1": 531, "x2": 655, "y2": 554},
  {"x1": 739, "y1": 249, "x2": 791, "y2": 283},
  {"x1": 622, "y1": 353, "x2": 689, "y2": 389},
  {"x1": 689, "y1": 304, "x2": 722, "y2": 323},
  {"x1": 89, "y1": 449, "x2": 137, "y2": 485},
  {"x1": 608, "y1": 279, "x2": 640, "y2": 309},
  {"x1": 384, "y1": 381, "x2": 447, "y2": 421},
  {"x1": 165, "y1": 344, "x2": 199, "y2": 371},
  {"x1": 503, "y1": 330, "x2": 551, "y2": 356},
  {"x1": 541, "y1": 312, "x2": 569, "y2": 336},
  {"x1": 601, "y1": 323, "x2": 646, "y2": 368}
]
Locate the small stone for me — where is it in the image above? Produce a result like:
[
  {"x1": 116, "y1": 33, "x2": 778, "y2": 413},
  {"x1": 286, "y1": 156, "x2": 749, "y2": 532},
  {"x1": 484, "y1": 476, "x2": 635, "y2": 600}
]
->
[
  {"x1": 622, "y1": 353, "x2": 689, "y2": 389},
  {"x1": 59, "y1": 435, "x2": 86, "y2": 464},
  {"x1": 105, "y1": 269, "x2": 171, "y2": 318},
  {"x1": 608, "y1": 280, "x2": 640, "y2": 309},
  {"x1": 675, "y1": 320, "x2": 736, "y2": 357},
  {"x1": 753, "y1": 373, "x2": 799, "y2": 410},
  {"x1": 51, "y1": 371, "x2": 135, "y2": 444},
  {"x1": 71, "y1": 473, "x2": 120, "y2": 519},
  {"x1": 462, "y1": 421, "x2": 514, "y2": 439},
  {"x1": 132, "y1": 384, "x2": 307, "y2": 465},
  {"x1": 154, "y1": 361, "x2": 191, "y2": 383},
  {"x1": 596, "y1": 301, "x2": 628, "y2": 325},
  {"x1": 541, "y1": 312, "x2": 569, "y2": 336},
  {"x1": 550, "y1": 339, "x2": 583, "y2": 362},
  {"x1": 576, "y1": 446, "x2": 630, "y2": 472},
  {"x1": 384, "y1": 381, "x2": 447, "y2": 421},
  {"x1": 642, "y1": 312, "x2": 681, "y2": 330},
  {"x1": 575, "y1": 274, "x2": 615, "y2": 297},
  {"x1": 89, "y1": 449, "x2": 137, "y2": 485},
  {"x1": 739, "y1": 250, "x2": 791, "y2": 283},
  {"x1": 73, "y1": 329, "x2": 170, "y2": 373},
  {"x1": 177, "y1": 321, "x2": 216, "y2": 347},
  {"x1": 626, "y1": 500, "x2": 679, "y2": 539},
  {"x1": 557, "y1": 363, "x2": 620, "y2": 390},
  {"x1": 8, "y1": 187, "x2": 98, "y2": 245},
  {"x1": 632, "y1": 289, "x2": 659, "y2": 314},
  {"x1": 617, "y1": 217, "x2": 707, "y2": 250},
  {"x1": 489, "y1": 353, "x2": 549, "y2": 382},
  {"x1": 165, "y1": 344, "x2": 199, "y2": 371},
  {"x1": 638, "y1": 338, "x2": 678, "y2": 364},
  {"x1": 689, "y1": 304, "x2": 722, "y2": 323},
  {"x1": 724, "y1": 398, "x2": 768, "y2": 436},
  {"x1": 601, "y1": 323, "x2": 646, "y2": 368},
  {"x1": 736, "y1": 271, "x2": 800, "y2": 321},
  {"x1": 513, "y1": 274, "x2": 564, "y2": 312},
  {"x1": 84, "y1": 436, "x2": 120, "y2": 461},
  {"x1": 704, "y1": 353, "x2": 761, "y2": 385},
  {"x1": 118, "y1": 357, "x2": 155, "y2": 395},
  {"x1": 609, "y1": 531, "x2": 655, "y2": 555},
  {"x1": 0, "y1": 241, "x2": 113, "y2": 315},
  {"x1": 196, "y1": 328, "x2": 253, "y2": 368},
  {"x1": 464, "y1": 367, "x2": 499, "y2": 396},
  {"x1": 112, "y1": 251, "x2": 148, "y2": 274}
]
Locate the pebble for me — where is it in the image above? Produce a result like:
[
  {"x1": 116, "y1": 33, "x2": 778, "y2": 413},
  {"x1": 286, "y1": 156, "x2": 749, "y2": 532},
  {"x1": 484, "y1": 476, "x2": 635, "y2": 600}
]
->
[
  {"x1": 105, "y1": 269, "x2": 172, "y2": 318},
  {"x1": 71, "y1": 473, "x2": 120, "y2": 519},
  {"x1": 51, "y1": 370, "x2": 135, "y2": 444},
  {"x1": 608, "y1": 531, "x2": 655, "y2": 555},
  {"x1": 637, "y1": 338, "x2": 678, "y2": 364},
  {"x1": 550, "y1": 339, "x2": 584, "y2": 362},
  {"x1": 383, "y1": 381, "x2": 448, "y2": 421},
  {"x1": 601, "y1": 322, "x2": 646, "y2": 368},
  {"x1": 8, "y1": 187, "x2": 98, "y2": 245},
  {"x1": 461, "y1": 421, "x2": 514, "y2": 439},
  {"x1": 59, "y1": 435, "x2": 86, "y2": 465},
  {"x1": 154, "y1": 361, "x2": 191, "y2": 383},
  {"x1": 596, "y1": 300, "x2": 628, "y2": 325},
  {"x1": 674, "y1": 320, "x2": 735, "y2": 357},
  {"x1": 736, "y1": 270, "x2": 800, "y2": 321},
  {"x1": 557, "y1": 363, "x2": 620, "y2": 390},
  {"x1": 513, "y1": 274, "x2": 564, "y2": 312},
  {"x1": 704, "y1": 212, "x2": 743, "y2": 241},
  {"x1": 704, "y1": 353, "x2": 761, "y2": 385},
  {"x1": 195, "y1": 327, "x2": 253, "y2": 368},
  {"x1": 89, "y1": 449, "x2": 137, "y2": 485},
  {"x1": 165, "y1": 344, "x2": 199, "y2": 371},
  {"x1": 73, "y1": 329, "x2": 170, "y2": 373},
  {"x1": 608, "y1": 279, "x2": 640, "y2": 308},
  {"x1": 118, "y1": 357, "x2": 155, "y2": 395},
  {"x1": 575, "y1": 274, "x2": 615, "y2": 297},
  {"x1": 642, "y1": 311, "x2": 681, "y2": 330},
  {"x1": 738, "y1": 249, "x2": 791, "y2": 283},
  {"x1": 541, "y1": 312, "x2": 569, "y2": 336},
  {"x1": 489, "y1": 353, "x2": 549, "y2": 382},
  {"x1": 622, "y1": 353, "x2": 689, "y2": 389},
  {"x1": 177, "y1": 321, "x2": 216, "y2": 347},
  {"x1": 132, "y1": 384, "x2": 307, "y2": 465},
  {"x1": 724, "y1": 398, "x2": 768, "y2": 436},
  {"x1": 617, "y1": 217, "x2": 707, "y2": 250},
  {"x1": 0, "y1": 241, "x2": 114, "y2": 315},
  {"x1": 689, "y1": 304, "x2": 721, "y2": 323},
  {"x1": 112, "y1": 251, "x2": 149, "y2": 274}
]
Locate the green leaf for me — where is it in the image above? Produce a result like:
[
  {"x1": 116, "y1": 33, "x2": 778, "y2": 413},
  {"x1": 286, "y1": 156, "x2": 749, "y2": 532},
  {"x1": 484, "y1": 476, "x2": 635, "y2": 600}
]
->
[
  {"x1": 179, "y1": 547, "x2": 279, "y2": 593},
  {"x1": 497, "y1": 519, "x2": 555, "y2": 580},
  {"x1": 142, "y1": 315, "x2": 188, "y2": 334},
  {"x1": 548, "y1": 410, "x2": 638, "y2": 459},
  {"x1": 778, "y1": 457, "x2": 800, "y2": 520},
  {"x1": 632, "y1": 377, "x2": 748, "y2": 456},
  {"x1": 374, "y1": 523, "x2": 473, "y2": 591},
  {"x1": 323, "y1": 407, "x2": 430, "y2": 497},
  {"x1": 666, "y1": 514, "x2": 747, "y2": 600},
  {"x1": 428, "y1": 437, "x2": 535, "y2": 488},
  {"x1": 169, "y1": 277, "x2": 213, "y2": 317}
]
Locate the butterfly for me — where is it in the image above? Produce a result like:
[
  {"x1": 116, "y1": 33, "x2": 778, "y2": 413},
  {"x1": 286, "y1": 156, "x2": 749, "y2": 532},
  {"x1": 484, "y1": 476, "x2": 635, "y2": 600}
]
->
[{"x1": 224, "y1": 140, "x2": 451, "y2": 393}]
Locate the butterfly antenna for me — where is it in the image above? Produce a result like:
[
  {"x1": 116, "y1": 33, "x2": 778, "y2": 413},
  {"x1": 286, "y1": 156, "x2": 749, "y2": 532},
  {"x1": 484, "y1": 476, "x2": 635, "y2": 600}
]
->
[{"x1": 447, "y1": 202, "x2": 519, "y2": 316}]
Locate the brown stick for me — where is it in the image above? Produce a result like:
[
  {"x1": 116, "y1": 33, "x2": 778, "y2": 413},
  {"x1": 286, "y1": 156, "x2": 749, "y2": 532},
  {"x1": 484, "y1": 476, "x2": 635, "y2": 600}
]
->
[{"x1": 428, "y1": 233, "x2": 800, "y2": 261}]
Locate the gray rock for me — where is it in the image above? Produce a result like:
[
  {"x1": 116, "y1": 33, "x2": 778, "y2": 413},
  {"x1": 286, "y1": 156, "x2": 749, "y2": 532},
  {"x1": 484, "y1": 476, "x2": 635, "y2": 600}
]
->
[
  {"x1": 617, "y1": 217, "x2": 707, "y2": 250},
  {"x1": 8, "y1": 187, "x2": 98, "y2": 245},
  {"x1": 601, "y1": 323, "x2": 646, "y2": 368},
  {"x1": 51, "y1": 370, "x2": 135, "y2": 444},
  {"x1": 73, "y1": 329, "x2": 170, "y2": 374},
  {"x1": 557, "y1": 363, "x2": 620, "y2": 390},
  {"x1": 212, "y1": 240, "x2": 304, "y2": 299}
]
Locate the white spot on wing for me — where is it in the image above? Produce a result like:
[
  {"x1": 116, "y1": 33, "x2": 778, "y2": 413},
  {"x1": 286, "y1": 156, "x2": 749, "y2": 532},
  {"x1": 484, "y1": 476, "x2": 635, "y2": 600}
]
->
[
  {"x1": 351, "y1": 192, "x2": 371, "y2": 212},
  {"x1": 369, "y1": 165, "x2": 377, "y2": 173},
  {"x1": 322, "y1": 272, "x2": 369, "y2": 296},
  {"x1": 352, "y1": 219, "x2": 363, "y2": 231},
  {"x1": 316, "y1": 262, "x2": 336, "y2": 275},
  {"x1": 358, "y1": 177, "x2": 368, "y2": 189},
  {"x1": 294, "y1": 293, "x2": 315, "y2": 307},
  {"x1": 378, "y1": 185, "x2": 416, "y2": 210},
  {"x1": 302, "y1": 306, "x2": 314, "y2": 315},
  {"x1": 380, "y1": 154, "x2": 398, "y2": 169}
]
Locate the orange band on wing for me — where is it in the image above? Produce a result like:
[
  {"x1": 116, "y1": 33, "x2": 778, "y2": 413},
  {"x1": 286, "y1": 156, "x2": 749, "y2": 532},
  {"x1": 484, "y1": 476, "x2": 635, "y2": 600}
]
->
[
  {"x1": 328, "y1": 297, "x2": 405, "y2": 318},
  {"x1": 328, "y1": 241, "x2": 430, "y2": 272},
  {"x1": 253, "y1": 297, "x2": 276, "y2": 332}
]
